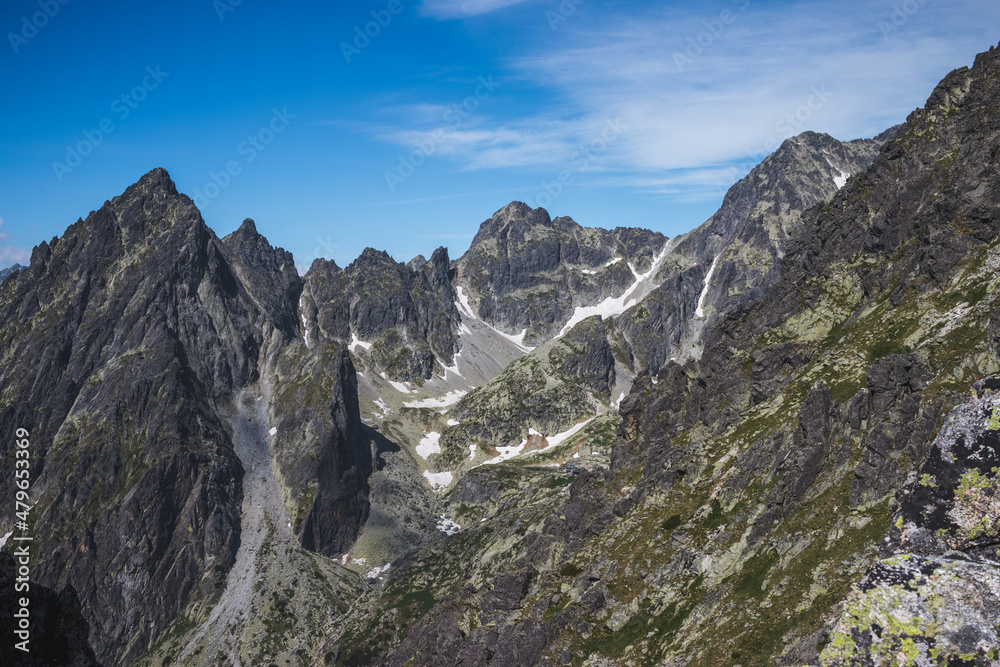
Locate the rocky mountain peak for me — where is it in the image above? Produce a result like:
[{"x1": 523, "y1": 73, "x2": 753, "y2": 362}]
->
[
  {"x1": 233, "y1": 217, "x2": 259, "y2": 236},
  {"x1": 93, "y1": 166, "x2": 204, "y2": 247},
  {"x1": 468, "y1": 200, "x2": 554, "y2": 248}
]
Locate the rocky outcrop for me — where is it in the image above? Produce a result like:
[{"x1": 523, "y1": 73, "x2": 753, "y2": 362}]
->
[
  {"x1": 454, "y1": 202, "x2": 667, "y2": 345},
  {"x1": 267, "y1": 343, "x2": 372, "y2": 557},
  {"x1": 0, "y1": 263, "x2": 25, "y2": 283},
  {"x1": 437, "y1": 315, "x2": 618, "y2": 466},
  {"x1": 618, "y1": 130, "x2": 890, "y2": 373},
  {"x1": 820, "y1": 376, "x2": 1000, "y2": 665},
  {"x1": 301, "y1": 246, "x2": 460, "y2": 381}
]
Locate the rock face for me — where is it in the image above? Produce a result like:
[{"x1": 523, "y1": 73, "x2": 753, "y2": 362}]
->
[
  {"x1": 0, "y1": 263, "x2": 25, "y2": 283},
  {"x1": 300, "y1": 246, "x2": 460, "y2": 382},
  {"x1": 0, "y1": 169, "x2": 372, "y2": 664},
  {"x1": 326, "y1": 42, "x2": 1000, "y2": 666},
  {"x1": 454, "y1": 202, "x2": 668, "y2": 345},
  {"x1": 617, "y1": 130, "x2": 890, "y2": 373}
]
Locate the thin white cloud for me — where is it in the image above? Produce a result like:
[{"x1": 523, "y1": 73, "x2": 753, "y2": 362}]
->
[
  {"x1": 420, "y1": 0, "x2": 536, "y2": 19},
  {"x1": 0, "y1": 246, "x2": 29, "y2": 267},
  {"x1": 385, "y1": 0, "x2": 1000, "y2": 198}
]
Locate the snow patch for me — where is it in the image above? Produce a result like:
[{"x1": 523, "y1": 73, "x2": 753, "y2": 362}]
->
[
  {"x1": 824, "y1": 157, "x2": 850, "y2": 189},
  {"x1": 299, "y1": 294, "x2": 311, "y2": 349},
  {"x1": 350, "y1": 333, "x2": 373, "y2": 352},
  {"x1": 456, "y1": 285, "x2": 476, "y2": 319},
  {"x1": 366, "y1": 563, "x2": 391, "y2": 580},
  {"x1": 380, "y1": 373, "x2": 416, "y2": 394},
  {"x1": 268, "y1": 427, "x2": 277, "y2": 436},
  {"x1": 540, "y1": 418, "x2": 594, "y2": 451},
  {"x1": 416, "y1": 431, "x2": 442, "y2": 459},
  {"x1": 437, "y1": 515, "x2": 461, "y2": 535},
  {"x1": 440, "y1": 353, "x2": 464, "y2": 380},
  {"x1": 404, "y1": 390, "x2": 467, "y2": 409},
  {"x1": 558, "y1": 241, "x2": 672, "y2": 337},
  {"x1": 469, "y1": 443, "x2": 477, "y2": 459},
  {"x1": 483, "y1": 439, "x2": 527, "y2": 465},
  {"x1": 0, "y1": 531, "x2": 12, "y2": 549},
  {"x1": 581, "y1": 256, "x2": 623, "y2": 275},
  {"x1": 423, "y1": 470, "x2": 453, "y2": 491},
  {"x1": 447, "y1": 418, "x2": 461, "y2": 427},
  {"x1": 695, "y1": 255, "x2": 720, "y2": 319},
  {"x1": 455, "y1": 286, "x2": 534, "y2": 352}
]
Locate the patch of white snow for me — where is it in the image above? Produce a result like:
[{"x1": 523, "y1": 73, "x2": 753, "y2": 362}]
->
[
  {"x1": 366, "y1": 563, "x2": 391, "y2": 579},
  {"x1": 350, "y1": 333, "x2": 373, "y2": 352},
  {"x1": 436, "y1": 515, "x2": 461, "y2": 535},
  {"x1": 695, "y1": 255, "x2": 720, "y2": 319},
  {"x1": 455, "y1": 286, "x2": 534, "y2": 352},
  {"x1": 416, "y1": 431, "x2": 442, "y2": 459},
  {"x1": 423, "y1": 470, "x2": 453, "y2": 491},
  {"x1": 558, "y1": 241, "x2": 672, "y2": 337},
  {"x1": 824, "y1": 157, "x2": 850, "y2": 189},
  {"x1": 403, "y1": 390, "x2": 468, "y2": 409},
  {"x1": 483, "y1": 439, "x2": 527, "y2": 465},
  {"x1": 299, "y1": 294, "x2": 311, "y2": 349},
  {"x1": 540, "y1": 418, "x2": 595, "y2": 451}
]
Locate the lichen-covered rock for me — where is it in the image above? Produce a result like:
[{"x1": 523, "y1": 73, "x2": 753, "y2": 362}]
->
[
  {"x1": 820, "y1": 377, "x2": 1000, "y2": 665},
  {"x1": 821, "y1": 555, "x2": 999, "y2": 666}
]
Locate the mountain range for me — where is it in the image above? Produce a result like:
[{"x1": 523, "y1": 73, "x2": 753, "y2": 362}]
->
[{"x1": 2, "y1": 41, "x2": 999, "y2": 667}]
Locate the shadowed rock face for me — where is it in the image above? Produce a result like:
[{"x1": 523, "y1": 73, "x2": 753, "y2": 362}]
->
[
  {"x1": 299, "y1": 246, "x2": 460, "y2": 382},
  {"x1": 0, "y1": 553, "x2": 101, "y2": 666},
  {"x1": 0, "y1": 169, "x2": 372, "y2": 665}
]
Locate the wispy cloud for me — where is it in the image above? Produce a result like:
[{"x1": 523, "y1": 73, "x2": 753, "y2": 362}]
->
[
  {"x1": 420, "y1": 0, "x2": 537, "y2": 19},
  {"x1": 384, "y1": 0, "x2": 1000, "y2": 196}
]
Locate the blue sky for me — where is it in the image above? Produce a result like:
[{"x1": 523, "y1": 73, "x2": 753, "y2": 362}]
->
[{"x1": 1, "y1": 0, "x2": 998, "y2": 271}]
